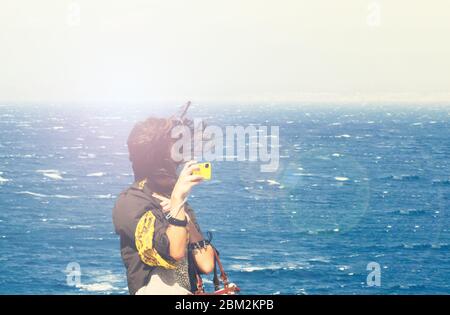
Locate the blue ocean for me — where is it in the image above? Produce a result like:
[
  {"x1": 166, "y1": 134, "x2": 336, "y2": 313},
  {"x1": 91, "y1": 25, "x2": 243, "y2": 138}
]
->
[{"x1": 0, "y1": 104, "x2": 449, "y2": 295}]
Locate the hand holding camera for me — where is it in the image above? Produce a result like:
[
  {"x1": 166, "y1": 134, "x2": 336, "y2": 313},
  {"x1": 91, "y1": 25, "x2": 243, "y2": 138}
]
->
[{"x1": 170, "y1": 161, "x2": 204, "y2": 208}]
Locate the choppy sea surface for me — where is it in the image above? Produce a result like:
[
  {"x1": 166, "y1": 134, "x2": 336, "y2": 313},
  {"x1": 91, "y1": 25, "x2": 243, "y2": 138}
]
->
[{"x1": 0, "y1": 104, "x2": 449, "y2": 295}]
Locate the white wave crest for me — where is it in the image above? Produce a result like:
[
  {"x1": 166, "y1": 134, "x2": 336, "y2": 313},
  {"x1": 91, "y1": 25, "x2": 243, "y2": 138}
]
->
[
  {"x1": 93, "y1": 194, "x2": 114, "y2": 199},
  {"x1": 16, "y1": 191, "x2": 79, "y2": 199},
  {"x1": 86, "y1": 172, "x2": 106, "y2": 177},
  {"x1": 76, "y1": 270, "x2": 124, "y2": 293},
  {"x1": 16, "y1": 191, "x2": 47, "y2": 198},
  {"x1": 36, "y1": 169, "x2": 64, "y2": 180},
  {"x1": 76, "y1": 283, "x2": 118, "y2": 292}
]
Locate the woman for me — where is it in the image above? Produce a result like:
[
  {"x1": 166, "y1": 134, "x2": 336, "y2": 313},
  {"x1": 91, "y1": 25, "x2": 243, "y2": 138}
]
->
[{"x1": 112, "y1": 115, "x2": 215, "y2": 295}]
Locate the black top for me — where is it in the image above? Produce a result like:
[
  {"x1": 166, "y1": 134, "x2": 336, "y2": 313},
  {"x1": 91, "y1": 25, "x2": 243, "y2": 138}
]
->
[{"x1": 112, "y1": 179, "x2": 200, "y2": 295}]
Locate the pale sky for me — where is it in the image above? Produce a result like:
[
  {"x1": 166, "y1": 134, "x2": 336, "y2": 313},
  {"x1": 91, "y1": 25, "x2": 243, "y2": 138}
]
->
[{"x1": 1, "y1": 0, "x2": 450, "y2": 105}]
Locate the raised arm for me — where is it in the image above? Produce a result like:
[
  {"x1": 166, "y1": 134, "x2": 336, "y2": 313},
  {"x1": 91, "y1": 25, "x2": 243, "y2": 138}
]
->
[{"x1": 155, "y1": 161, "x2": 204, "y2": 261}]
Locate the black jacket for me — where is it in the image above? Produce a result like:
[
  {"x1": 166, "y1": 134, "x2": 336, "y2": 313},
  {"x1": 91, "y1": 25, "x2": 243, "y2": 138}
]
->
[{"x1": 112, "y1": 179, "x2": 200, "y2": 295}]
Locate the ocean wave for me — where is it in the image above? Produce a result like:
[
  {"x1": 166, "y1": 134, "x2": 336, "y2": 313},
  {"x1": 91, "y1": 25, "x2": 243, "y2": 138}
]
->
[
  {"x1": 255, "y1": 179, "x2": 281, "y2": 186},
  {"x1": 86, "y1": 172, "x2": 106, "y2": 177},
  {"x1": 16, "y1": 191, "x2": 79, "y2": 199},
  {"x1": 430, "y1": 243, "x2": 449, "y2": 249},
  {"x1": 432, "y1": 179, "x2": 450, "y2": 186},
  {"x1": 69, "y1": 225, "x2": 92, "y2": 229},
  {"x1": 230, "y1": 256, "x2": 252, "y2": 261},
  {"x1": 93, "y1": 194, "x2": 115, "y2": 199},
  {"x1": 16, "y1": 191, "x2": 47, "y2": 198},
  {"x1": 52, "y1": 194, "x2": 79, "y2": 199},
  {"x1": 78, "y1": 153, "x2": 96, "y2": 159},
  {"x1": 402, "y1": 243, "x2": 449, "y2": 250},
  {"x1": 363, "y1": 243, "x2": 449, "y2": 251},
  {"x1": 300, "y1": 228, "x2": 341, "y2": 235},
  {"x1": 292, "y1": 173, "x2": 317, "y2": 177},
  {"x1": 381, "y1": 174, "x2": 420, "y2": 181},
  {"x1": 308, "y1": 256, "x2": 331, "y2": 264},
  {"x1": 388, "y1": 284, "x2": 427, "y2": 290},
  {"x1": 337, "y1": 265, "x2": 350, "y2": 271},
  {"x1": 76, "y1": 271, "x2": 124, "y2": 293},
  {"x1": 389, "y1": 209, "x2": 427, "y2": 216},
  {"x1": 334, "y1": 176, "x2": 349, "y2": 181},
  {"x1": 0, "y1": 176, "x2": 10, "y2": 183},
  {"x1": 77, "y1": 283, "x2": 118, "y2": 292},
  {"x1": 230, "y1": 262, "x2": 308, "y2": 273},
  {"x1": 36, "y1": 169, "x2": 64, "y2": 180}
]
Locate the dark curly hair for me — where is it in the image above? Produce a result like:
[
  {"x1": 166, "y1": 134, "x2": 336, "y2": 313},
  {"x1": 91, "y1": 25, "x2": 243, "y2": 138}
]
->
[{"x1": 127, "y1": 115, "x2": 196, "y2": 182}]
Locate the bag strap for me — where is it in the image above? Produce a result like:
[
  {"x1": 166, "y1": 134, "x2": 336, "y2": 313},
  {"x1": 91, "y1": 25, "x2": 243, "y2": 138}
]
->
[
  {"x1": 213, "y1": 249, "x2": 229, "y2": 287},
  {"x1": 192, "y1": 250, "x2": 205, "y2": 294},
  {"x1": 194, "y1": 246, "x2": 233, "y2": 294},
  {"x1": 195, "y1": 273, "x2": 204, "y2": 294},
  {"x1": 213, "y1": 257, "x2": 220, "y2": 291}
]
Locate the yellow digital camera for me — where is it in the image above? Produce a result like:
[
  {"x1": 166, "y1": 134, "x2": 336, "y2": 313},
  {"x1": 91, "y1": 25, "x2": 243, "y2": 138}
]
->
[{"x1": 193, "y1": 162, "x2": 211, "y2": 180}]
